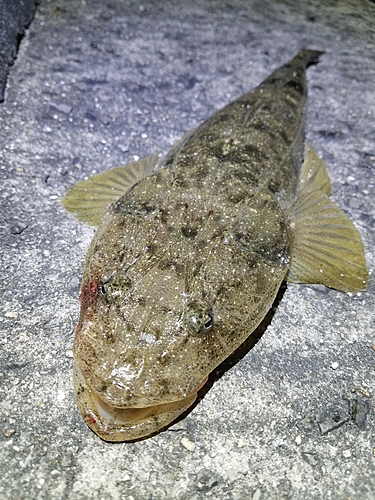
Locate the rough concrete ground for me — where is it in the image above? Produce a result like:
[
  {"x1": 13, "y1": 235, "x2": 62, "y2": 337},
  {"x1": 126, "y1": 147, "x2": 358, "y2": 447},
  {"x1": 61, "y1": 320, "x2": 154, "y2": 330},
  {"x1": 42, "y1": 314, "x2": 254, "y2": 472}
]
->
[
  {"x1": 0, "y1": 0, "x2": 374, "y2": 498},
  {"x1": 0, "y1": 0, "x2": 39, "y2": 102}
]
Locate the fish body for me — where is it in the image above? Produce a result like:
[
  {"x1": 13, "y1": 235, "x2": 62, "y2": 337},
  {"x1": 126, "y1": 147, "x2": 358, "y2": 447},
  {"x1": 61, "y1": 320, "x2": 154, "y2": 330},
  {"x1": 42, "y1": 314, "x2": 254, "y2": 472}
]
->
[{"x1": 63, "y1": 50, "x2": 368, "y2": 441}]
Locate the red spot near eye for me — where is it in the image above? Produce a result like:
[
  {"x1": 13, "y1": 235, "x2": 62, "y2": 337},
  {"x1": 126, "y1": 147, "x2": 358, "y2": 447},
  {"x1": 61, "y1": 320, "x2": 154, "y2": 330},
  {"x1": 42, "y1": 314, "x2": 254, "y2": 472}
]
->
[
  {"x1": 79, "y1": 281, "x2": 100, "y2": 305},
  {"x1": 75, "y1": 279, "x2": 101, "y2": 344},
  {"x1": 89, "y1": 281, "x2": 98, "y2": 296}
]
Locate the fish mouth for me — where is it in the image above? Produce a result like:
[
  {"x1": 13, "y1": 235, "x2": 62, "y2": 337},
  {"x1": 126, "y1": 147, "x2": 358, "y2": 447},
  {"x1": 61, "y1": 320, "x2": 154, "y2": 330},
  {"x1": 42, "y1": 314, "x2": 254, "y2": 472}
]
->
[{"x1": 73, "y1": 364, "x2": 207, "y2": 442}]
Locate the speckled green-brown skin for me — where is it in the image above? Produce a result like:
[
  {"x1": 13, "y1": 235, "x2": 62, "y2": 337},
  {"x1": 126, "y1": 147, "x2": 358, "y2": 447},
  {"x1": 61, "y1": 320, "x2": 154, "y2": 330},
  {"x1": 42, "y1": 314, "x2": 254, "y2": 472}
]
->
[{"x1": 74, "y1": 50, "x2": 322, "y2": 441}]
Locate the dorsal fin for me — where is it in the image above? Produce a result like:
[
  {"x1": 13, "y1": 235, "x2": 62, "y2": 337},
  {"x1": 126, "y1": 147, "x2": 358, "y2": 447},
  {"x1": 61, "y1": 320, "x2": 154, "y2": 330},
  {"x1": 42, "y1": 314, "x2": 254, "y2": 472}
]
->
[{"x1": 298, "y1": 143, "x2": 331, "y2": 196}]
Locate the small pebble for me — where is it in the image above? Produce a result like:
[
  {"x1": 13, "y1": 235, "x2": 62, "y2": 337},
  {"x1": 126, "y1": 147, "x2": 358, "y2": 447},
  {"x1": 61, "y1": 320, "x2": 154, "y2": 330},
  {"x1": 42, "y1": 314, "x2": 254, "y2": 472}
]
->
[
  {"x1": 3, "y1": 428, "x2": 15, "y2": 438},
  {"x1": 180, "y1": 437, "x2": 196, "y2": 452},
  {"x1": 295, "y1": 435, "x2": 302, "y2": 445},
  {"x1": 330, "y1": 362, "x2": 339, "y2": 370},
  {"x1": 100, "y1": 116, "x2": 111, "y2": 125},
  {"x1": 5, "y1": 311, "x2": 18, "y2": 318},
  {"x1": 349, "y1": 398, "x2": 370, "y2": 429},
  {"x1": 317, "y1": 407, "x2": 349, "y2": 435},
  {"x1": 196, "y1": 469, "x2": 218, "y2": 492},
  {"x1": 54, "y1": 103, "x2": 72, "y2": 114},
  {"x1": 301, "y1": 452, "x2": 321, "y2": 470},
  {"x1": 237, "y1": 438, "x2": 245, "y2": 448},
  {"x1": 343, "y1": 450, "x2": 352, "y2": 458},
  {"x1": 57, "y1": 391, "x2": 65, "y2": 402},
  {"x1": 252, "y1": 488, "x2": 262, "y2": 500},
  {"x1": 226, "y1": 467, "x2": 236, "y2": 482}
]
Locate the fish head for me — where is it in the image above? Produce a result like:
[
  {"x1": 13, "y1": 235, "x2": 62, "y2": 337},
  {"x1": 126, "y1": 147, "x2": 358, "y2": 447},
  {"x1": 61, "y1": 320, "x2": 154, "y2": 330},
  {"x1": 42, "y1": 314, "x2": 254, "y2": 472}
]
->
[{"x1": 73, "y1": 172, "x2": 290, "y2": 441}]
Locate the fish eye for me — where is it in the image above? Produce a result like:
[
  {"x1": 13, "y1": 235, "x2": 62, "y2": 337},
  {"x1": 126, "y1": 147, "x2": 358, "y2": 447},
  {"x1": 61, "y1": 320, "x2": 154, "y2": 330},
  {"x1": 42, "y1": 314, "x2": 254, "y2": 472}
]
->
[
  {"x1": 184, "y1": 301, "x2": 214, "y2": 335},
  {"x1": 101, "y1": 276, "x2": 132, "y2": 303},
  {"x1": 204, "y1": 312, "x2": 214, "y2": 329}
]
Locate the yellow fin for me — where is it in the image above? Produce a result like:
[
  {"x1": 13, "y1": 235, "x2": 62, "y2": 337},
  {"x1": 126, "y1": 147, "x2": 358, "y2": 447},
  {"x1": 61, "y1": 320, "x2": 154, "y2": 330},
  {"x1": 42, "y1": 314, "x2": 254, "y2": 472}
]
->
[
  {"x1": 298, "y1": 143, "x2": 331, "y2": 196},
  {"x1": 61, "y1": 154, "x2": 159, "y2": 227},
  {"x1": 287, "y1": 190, "x2": 369, "y2": 292}
]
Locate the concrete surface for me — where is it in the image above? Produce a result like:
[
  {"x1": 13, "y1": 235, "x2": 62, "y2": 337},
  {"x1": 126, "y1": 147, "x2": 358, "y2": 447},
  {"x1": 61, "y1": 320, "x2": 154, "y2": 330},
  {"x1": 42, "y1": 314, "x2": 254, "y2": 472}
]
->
[
  {"x1": 0, "y1": 0, "x2": 374, "y2": 498},
  {"x1": 0, "y1": 0, "x2": 39, "y2": 102}
]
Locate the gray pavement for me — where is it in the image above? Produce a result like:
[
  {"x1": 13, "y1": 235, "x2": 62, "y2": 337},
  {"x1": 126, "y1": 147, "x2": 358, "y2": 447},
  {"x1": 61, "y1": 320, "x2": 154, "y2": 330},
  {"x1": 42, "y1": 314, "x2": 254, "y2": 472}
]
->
[
  {"x1": 0, "y1": 0, "x2": 374, "y2": 498},
  {"x1": 0, "y1": 0, "x2": 39, "y2": 102}
]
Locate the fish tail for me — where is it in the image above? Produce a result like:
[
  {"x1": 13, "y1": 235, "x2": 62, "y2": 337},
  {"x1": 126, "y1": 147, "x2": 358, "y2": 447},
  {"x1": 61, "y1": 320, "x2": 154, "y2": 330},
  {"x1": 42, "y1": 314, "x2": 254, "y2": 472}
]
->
[
  {"x1": 262, "y1": 49, "x2": 324, "y2": 88},
  {"x1": 297, "y1": 49, "x2": 325, "y2": 67}
]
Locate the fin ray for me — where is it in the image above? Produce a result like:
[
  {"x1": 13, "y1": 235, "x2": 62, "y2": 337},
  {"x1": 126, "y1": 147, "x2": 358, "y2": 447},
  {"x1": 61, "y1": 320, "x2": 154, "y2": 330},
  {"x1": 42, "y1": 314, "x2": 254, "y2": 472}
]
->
[
  {"x1": 298, "y1": 143, "x2": 331, "y2": 196},
  {"x1": 62, "y1": 154, "x2": 159, "y2": 227},
  {"x1": 287, "y1": 190, "x2": 369, "y2": 292}
]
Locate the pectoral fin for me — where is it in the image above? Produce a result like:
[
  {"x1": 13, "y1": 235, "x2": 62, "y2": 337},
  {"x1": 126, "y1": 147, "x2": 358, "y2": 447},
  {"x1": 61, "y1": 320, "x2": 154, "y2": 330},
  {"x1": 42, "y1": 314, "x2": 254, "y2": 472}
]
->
[
  {"x1": 61, "y1": 154, "x2": 159, "y2": 227},
  {"x1": 287, "y1": 190, "x2": 369, "y2": 292}
]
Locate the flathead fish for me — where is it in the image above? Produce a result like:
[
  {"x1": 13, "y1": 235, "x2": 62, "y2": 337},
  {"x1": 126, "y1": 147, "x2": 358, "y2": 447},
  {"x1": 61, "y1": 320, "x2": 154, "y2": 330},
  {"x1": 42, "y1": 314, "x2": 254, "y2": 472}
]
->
[{"x1": 63, "y1": 50, "x2": 368, "y2": 442}]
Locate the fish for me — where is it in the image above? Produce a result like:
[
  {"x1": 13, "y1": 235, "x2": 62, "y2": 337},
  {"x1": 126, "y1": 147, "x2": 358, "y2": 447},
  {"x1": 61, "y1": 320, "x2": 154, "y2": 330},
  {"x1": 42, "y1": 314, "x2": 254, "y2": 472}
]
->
[{"x1": 62, "y1": 49, "x2": 369, "y2": 442}]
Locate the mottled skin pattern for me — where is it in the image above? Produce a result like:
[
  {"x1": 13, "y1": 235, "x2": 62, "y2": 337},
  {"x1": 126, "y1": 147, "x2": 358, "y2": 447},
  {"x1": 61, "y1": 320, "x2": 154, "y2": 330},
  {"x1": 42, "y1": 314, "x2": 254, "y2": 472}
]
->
[{"x1": 74, "y1": 51, "x2": 320, "y2": 441}]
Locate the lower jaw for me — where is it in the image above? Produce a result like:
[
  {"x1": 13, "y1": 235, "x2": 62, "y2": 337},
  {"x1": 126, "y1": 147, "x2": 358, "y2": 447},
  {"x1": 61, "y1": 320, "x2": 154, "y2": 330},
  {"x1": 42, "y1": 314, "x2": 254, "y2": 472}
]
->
[{"x1": 73, "y1": 364, "x2": 200, "y2": 442}]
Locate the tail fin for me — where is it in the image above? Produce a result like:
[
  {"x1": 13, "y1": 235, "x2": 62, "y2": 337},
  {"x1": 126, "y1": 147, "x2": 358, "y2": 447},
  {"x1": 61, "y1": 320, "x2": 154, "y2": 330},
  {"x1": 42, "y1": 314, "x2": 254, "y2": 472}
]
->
[{"x1": 298, "y1": 49, "x2": 325, "y2": 67}]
